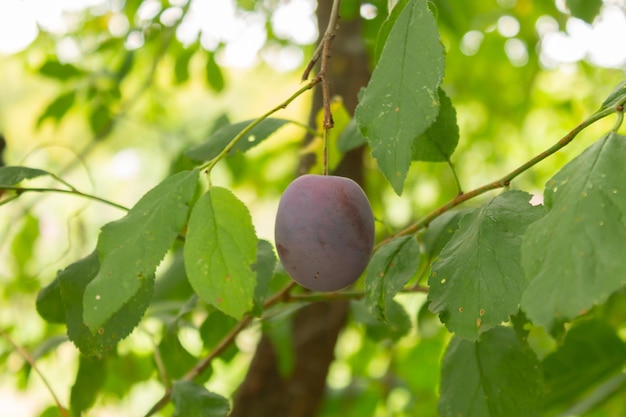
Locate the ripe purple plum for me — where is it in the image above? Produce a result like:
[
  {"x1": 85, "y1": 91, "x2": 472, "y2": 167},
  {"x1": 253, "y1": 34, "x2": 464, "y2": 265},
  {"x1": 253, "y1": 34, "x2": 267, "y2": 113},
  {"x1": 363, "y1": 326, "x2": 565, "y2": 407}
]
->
[{"x1": 275, "y1": 174, "x2": 375, "y2": 292}]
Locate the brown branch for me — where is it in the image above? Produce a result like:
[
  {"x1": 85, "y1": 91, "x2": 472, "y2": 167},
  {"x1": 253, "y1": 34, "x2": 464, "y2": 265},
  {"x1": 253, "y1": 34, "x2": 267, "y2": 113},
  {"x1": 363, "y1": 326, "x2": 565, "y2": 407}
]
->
[
  {"x1": 285, "y1": 285, "x2": 429, "y2": 303},
  {"x1": 375, "y1": 103, "x2": 621, "y2": 250},
  {"x1": 143, "y1": 282, "x2": 297, "y2": 417},
  {"x1": 302, "y1": 0, "x2": 341, "y2": 138}
]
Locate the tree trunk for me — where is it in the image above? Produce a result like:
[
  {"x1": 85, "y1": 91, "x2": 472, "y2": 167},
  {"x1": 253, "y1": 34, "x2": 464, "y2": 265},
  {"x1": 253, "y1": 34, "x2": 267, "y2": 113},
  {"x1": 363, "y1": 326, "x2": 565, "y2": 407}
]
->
[{"x1": 229, "y1": 1, "x2": 370, "y2": 416}]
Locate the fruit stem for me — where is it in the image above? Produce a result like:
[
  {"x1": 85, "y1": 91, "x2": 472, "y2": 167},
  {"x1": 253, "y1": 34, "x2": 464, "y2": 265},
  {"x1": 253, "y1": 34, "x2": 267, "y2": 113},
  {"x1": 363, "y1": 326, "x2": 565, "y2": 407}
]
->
[{"x1": 323, "y1": 127, "x2": 330, "y2": 175}]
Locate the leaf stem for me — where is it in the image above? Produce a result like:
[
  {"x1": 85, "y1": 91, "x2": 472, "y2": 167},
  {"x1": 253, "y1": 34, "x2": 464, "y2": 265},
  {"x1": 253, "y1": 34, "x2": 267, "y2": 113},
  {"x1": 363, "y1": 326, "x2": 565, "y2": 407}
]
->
[
  {"x1": 0, "y1": 186, "x2": 129, "y2": 211},
  {"x1": 0, "y1": 329, "x2": 70, "y2": 417},
  {"x1": 446, "y1": 159, "x2": 463, "y2": 194},
  {"x1": 379, "y1": 104, "x2": 620, "y2": 247}
]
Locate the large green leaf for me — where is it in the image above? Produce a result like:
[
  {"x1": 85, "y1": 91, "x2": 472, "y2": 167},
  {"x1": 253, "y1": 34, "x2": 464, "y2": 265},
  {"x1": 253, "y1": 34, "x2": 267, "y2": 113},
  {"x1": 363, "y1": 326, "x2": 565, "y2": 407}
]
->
[
  {"x1": 543, "y1": 319, "x2": 626, "y2": 410},
  {"x1": 420, "y1": 208, "x2": 473, "y2": 260},
  {"x1": 171, "y1": 380, "x2": 230, "y2": 417},
  {"x1": 355, "y1": 0, "x2": 445, "y2": 194},
  {"x1": 185, "y1": 118, "x2": 291, "y2": 162},
  {"x1": 439, "y1": 327, "x2": 543, "y2": 417},
  {"x1": 60, "y1": 252, "x2": 154, "y2": 359},
  {"x1": 412, "y1": 88, "x2": 459, "y2": 162},
  {"x1": 184, "y1": 187, "x2": 257, "y2": 319},
  {"x1": 521, "y1": 133, "x2": 626, "y2": 330},
  {"x1": 364, "y1": 236, "x2": 420, "y2": 322},
  {"x1": 0, "y1": 166, "x2": 51, "y2": 186},
  {"x1": 428, "y1": 191, "x2": 545, "y2": 340},
  {"x1": 84, "y1": 170, "x2": 199, "y2": 331}
]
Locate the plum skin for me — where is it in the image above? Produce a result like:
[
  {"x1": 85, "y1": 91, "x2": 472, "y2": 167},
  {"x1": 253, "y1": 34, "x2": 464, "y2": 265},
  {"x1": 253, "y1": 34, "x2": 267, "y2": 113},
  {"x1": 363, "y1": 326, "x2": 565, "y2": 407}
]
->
[{"x1": 274, "y1": 174, "x2": 375, "y2": 292}]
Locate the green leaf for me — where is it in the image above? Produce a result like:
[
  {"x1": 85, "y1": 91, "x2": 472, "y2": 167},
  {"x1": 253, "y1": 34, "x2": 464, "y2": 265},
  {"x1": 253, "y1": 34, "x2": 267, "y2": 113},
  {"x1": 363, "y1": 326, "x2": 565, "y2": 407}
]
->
[
  {"x1": 184, "y1": 187, "x2": 257, "y2": 319},
  {"x1": 0, "y1": 166, "x2": 51, "y2": 186},
  {"x1": 373, "y1": 0, "x2": 409, "y2": 62},
  {"x1": 36, "y1": 276, "x2": 66, "y2": 324},
  {"x1": 263, "y1": 315, "x2": 295, "y2": 377},
  {"x1": 70, "y1": 355, "x2": 106, "y2": 415},
  {"x1": 11, "y1": 212, "x2": 39, "y2": 273},
  {"x1": 89, "y1": 103, "x2": 113, "y2": 136},
  {"x1": 60, "y1": 252, "x2": 154, "y2": 359},
  {"x1": 365, "y1": 236, "x2": 420, "y2": 322},
  {"x1": 38, "y1": 60, "x2": 84, "y2": 79},
  {"x1": 543, "y1": 319, "x2": 626, "y2": 409},
  {"x1": 352, "y1": 298, "x2": 412, "y2": 341},
  {"x1": 158, "y1": 325, "x2": 199, "y2": 380},
  {"x1": 102, "y1": 352, "x2": 153, "y2": 397},
  {"x1": 206, "y1": 52, "x2": 225, "y2": 92},
  {"x1": 521, "y1": 133, "x2": 626, "y2": 330},
  {"x1": 199, "y1": 309, "x2": 238, "y2": 352},
  {"x1": 412, "y1": 88, "x2": 459, "y2": 162},
  {"x1": 84, "y1": 170, "x2": 199, "y2": 331},
  {"x1": 186, "y1": 118, "x2": 291, "y2": 162},
  {"x1": 337, "y1": 118, "x2": 367, "y2": 153},
  {"x1": 37, "y1": 91, "x2": 76, "y2": 127},
  {"x1": 439, "y1": 327, "x2": 543, "y2": 417},
  {"x1": 566, "y1": 0, "x2": 603, "y2": 24},
  {"x1": 115, "y1": 51, "x2": 135, "y2": 81},
  {"x1": 420, "y1": 208, "x2": 473, "y2": 259},
  {"x1": 395, "y1": 336, "x2": 446, "y2": 393},
  {"x1": 252, "y1": 239, "x2": 277, "y2": 315},
  {"x1": 355, "y1": 0, "x2": 445, "y2": 194},
  {"x1": 428, "y1": 191, "x2": 545, "y2": 340},
  {"x1": 38, "y1": 406, "x2": 65, "y2": 417},
  {"x1": 175, "y1": 45, "x2": 197, "y2": 84},
  {"x1": 171, "y1": 380, "x2": 230, "y2": 417}
]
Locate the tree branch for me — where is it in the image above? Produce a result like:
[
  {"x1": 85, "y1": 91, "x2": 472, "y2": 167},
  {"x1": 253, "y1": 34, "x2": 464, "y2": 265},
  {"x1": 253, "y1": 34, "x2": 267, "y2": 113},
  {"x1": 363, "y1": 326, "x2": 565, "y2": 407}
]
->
[
  {"x1": 0, "y1": 186, "x2": 129, "y2": 211},
  {"x1": 1, "y1": 329, "x2": 69, "y2": 417},
  {"x1": 143, "y1": 282, "x2": 297, "y2": 417},
  {"x1": 376, "y1": 103, "x2": 623, "y2": 249}
]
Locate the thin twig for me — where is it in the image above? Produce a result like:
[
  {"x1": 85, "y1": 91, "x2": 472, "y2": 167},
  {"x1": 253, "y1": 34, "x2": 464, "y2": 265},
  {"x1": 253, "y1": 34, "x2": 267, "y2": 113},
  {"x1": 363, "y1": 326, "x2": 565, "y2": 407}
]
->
[
  {"x1": 143, "y1": 282, "x2": 297, "y2": 417},
  {"x1": 285, "y1": 285, "x2": 429, "y2": 303},
  {"x1": 0, "y1": 329, "x2": 70, "y2": 417},
  {"x1": 302, "y1": 0, "x2": 342, "y2": 82},
  {"x1": 303, "y1": 0, "x2": 341, "y2": 132},
  {"x1": 320, "y1": 34, "x2": 336, "y2": 130},
  {"x1": 376, "y1": 103, "x2": 622, "y2": 250},
  {"x1": 0, "y1": 186, "x2": 129, "y2": 211},
  {"x1": 202, "y1": 80, "x2": 321, "y2": 174}
]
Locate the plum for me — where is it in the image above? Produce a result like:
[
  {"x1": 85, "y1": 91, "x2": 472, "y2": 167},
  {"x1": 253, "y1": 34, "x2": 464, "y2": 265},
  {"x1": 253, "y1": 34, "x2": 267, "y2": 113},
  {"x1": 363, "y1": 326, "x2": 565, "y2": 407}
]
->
[{"x1": 275, "y1": 174, "x2": 375, "y2": 292}]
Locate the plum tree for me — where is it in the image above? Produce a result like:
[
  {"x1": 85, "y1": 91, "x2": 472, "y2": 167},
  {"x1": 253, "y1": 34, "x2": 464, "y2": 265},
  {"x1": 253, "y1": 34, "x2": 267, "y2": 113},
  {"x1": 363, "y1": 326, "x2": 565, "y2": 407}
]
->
[{"x1": 274, "y1": 174, "x2": 375, "y2": 292}]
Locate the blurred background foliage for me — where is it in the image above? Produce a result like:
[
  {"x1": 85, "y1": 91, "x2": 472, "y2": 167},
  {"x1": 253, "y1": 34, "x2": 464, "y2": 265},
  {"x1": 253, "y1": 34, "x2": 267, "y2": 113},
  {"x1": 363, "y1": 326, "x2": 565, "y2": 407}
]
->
[{"x1": 0, "y1": 0, "x2": 625, "y2": 415}]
